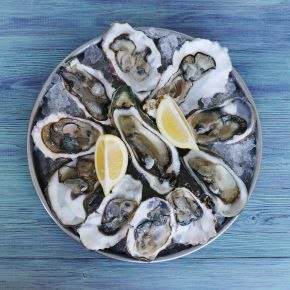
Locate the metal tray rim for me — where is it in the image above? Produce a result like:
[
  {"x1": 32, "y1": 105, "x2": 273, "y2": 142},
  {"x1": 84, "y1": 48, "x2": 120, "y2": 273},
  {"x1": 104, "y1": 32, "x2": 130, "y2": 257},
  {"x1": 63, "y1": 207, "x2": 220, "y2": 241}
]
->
[{"x1": 27, "y1": 27, "x2": 262, "y2": 263}]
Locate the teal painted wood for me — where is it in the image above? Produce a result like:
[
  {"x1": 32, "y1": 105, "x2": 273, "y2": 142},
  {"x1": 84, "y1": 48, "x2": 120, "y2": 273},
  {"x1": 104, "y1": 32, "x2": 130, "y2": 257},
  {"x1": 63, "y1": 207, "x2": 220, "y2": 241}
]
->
[{"x1": 0, "y1": 0, "x2": 290, "y2": 289}]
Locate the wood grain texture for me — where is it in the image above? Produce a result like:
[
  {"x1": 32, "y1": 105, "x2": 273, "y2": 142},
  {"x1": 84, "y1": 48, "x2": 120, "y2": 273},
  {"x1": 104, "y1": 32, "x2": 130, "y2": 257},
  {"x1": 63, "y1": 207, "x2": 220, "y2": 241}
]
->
[{"x1": 0, "y1": 0, "x2": 290, "y2": 289}]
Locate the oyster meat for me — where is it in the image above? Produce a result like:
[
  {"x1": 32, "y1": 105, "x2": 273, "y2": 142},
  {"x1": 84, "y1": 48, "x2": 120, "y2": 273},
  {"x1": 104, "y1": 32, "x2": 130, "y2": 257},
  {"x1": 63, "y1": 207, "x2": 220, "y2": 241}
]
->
[
  {"x1": 126, "y1": 197, "x2": 176, "y2": 261},
  {"x1": 78, "y1": 175, "x2": 142, "y2": 251},
  {"x1": 102, "y1": 22, "x2": 162, "y2": 101},
  {"x1": 183, "y1": 149, "x2": 248, "y2": 217},
  {"x1": 60, "y1": 58, "x2": 114, "y2": 122},
  {"x1": 47, "y1": 155, "x2": 98, "y2": 226},
  {"x1": 188, "y1": 97, "x2": 255, "y2": 144},
  {"x1": 32, "y1": 113, "x2": 103, "y2": 160},
  {"x1": 110, "y1": 85, "x2": 180, "y2": 194},
  {"x1": 166, "y1": 187, "x2": 216, "y2": 245},
  {"x1": 144, "y1": 39, "x2": 232, "y2": 117}
]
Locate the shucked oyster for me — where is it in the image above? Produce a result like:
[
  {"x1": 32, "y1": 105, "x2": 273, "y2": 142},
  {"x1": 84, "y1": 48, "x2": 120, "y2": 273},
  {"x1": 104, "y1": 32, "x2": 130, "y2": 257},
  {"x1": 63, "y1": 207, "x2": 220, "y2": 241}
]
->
[
  {"x1": 188, "y1": 97, "x2": 255, "y2": 144},
  {"x1": 102, "y1": 22, "x2": 162, "y2": 101},
  {"x1": 144, "y1": 39, "x2": 232, "y2": 117},
  {"x1": 32, "y1": 113, "x2": 103, "y2": 160},
  {"x1": 183, "y1": 149, "x2": 248, "y2": 217},
  {"x1": 166, "y1": 187, "x2": 216, "y2": 246},
  {"x1": 126, "y1": 197, "x2": 176, "y2": 261},
  {"x1": 60, "y1": 59, "x2": 114, "y2": 122},
  {"x1": 78, "y1": 175, "x2": 142, "y2": 251},
  {"x1": 48, "y1": 155, "x2": 98, "y2": 226},
  {"x1": 110, "y1": 85, "x2": 180, "y2": 194}
]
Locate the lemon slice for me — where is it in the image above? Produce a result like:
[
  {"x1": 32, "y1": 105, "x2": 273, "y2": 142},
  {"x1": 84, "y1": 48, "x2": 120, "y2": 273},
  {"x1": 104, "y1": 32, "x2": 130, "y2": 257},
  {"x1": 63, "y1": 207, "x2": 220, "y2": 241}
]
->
[
  {"x1": 95, "y1": 134, "x2": 128, "y2": 196},
  {"x1": 156, "y1": 95, "x2": 199, "y2": 150}
]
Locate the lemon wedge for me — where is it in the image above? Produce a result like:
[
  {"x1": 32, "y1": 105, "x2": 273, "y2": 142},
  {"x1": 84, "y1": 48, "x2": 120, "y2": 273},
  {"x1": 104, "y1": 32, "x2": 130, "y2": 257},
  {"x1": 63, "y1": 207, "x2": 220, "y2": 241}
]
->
[
  {"x1": 156, "y1": 95, "x2": 199, "y2": 150},
  {"x1": 95, "y1": 134, "x2": 128, "y2": 196}
]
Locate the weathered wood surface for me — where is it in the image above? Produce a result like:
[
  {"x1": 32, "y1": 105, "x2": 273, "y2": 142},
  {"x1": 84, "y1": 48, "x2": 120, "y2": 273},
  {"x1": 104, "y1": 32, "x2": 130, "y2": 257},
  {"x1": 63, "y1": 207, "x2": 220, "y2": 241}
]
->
[{"x1": 0, "y1": 0, "x2": 290, "y2": 289}]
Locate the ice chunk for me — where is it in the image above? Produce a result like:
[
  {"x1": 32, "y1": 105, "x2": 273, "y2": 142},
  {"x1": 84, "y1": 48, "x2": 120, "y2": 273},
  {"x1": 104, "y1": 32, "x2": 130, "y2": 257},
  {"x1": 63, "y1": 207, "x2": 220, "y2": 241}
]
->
[
  {"x1": 143, "y1": 27, "x2": 169, "y2": 39},
  {"x1": 41, "y1": 76, "x2": 84, "y2": 117},
  {"x1": 210, "y1": 134, "x2": 257, "y2": 185},
  {"x1": 158, "y1": 34, "x2": 181, "y2": 66},
  {"x1": 82, "y1": 44, "x2": 103, "y2": 66}
]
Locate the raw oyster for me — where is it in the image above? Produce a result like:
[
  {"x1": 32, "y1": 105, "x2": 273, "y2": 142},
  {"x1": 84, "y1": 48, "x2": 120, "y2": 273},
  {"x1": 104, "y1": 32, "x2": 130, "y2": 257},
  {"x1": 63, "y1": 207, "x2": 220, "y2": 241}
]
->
[
  {"x1": 143, "y1": 39, "x2": 232, "y2": 117},
  {"x1": 32, "y1": 113, "x2": 103, "y2": 160},
  {"x1": 110, "y1": 85, "x2": 180, "y2": 194},
  {"x1": 102, "y1": 22, "x2": 162, "y2": 101},
  {"x1": 47, "y1": 155, "x2": 98, "y2": 226},
  {"x1": 126, "y1": 197, "x2": 176, "y2": 261},
  {"x1": 183, "y1": 149, "x2": 248, "y2": 217},
  {"x1": 166, "y1": 187, "x2": 216, "y2": 245},
  {"x1": 187, "y1": 97, "x2": 255, "y2": 144},
  {"x1": 78, "y1": 175, "x2": 142, "y2": 251},
  {"x1": 60, "y1": 58, "x2": 114, "y2": 122}
]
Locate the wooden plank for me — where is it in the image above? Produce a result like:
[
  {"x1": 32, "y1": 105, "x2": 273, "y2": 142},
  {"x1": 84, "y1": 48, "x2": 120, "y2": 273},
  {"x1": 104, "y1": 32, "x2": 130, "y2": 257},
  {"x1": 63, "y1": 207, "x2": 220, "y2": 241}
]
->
[
  {"x1": 0, "y1": 0, "x2": 290, "y2": 288},
  {"x1": 1, "y1": 257, "x2": 290, "y2": 290}
]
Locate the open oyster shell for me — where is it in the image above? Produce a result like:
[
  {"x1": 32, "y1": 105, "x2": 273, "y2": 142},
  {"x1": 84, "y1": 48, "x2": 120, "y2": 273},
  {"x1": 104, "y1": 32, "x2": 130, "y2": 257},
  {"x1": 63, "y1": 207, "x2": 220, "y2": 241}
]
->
[
  {"x1": 126, "y1": 197, "x2": 176, "y2": 261},
  {"x1": 78, "y1": 175, "x2": 142, "y2": 251},
  {"x1": 144, "y1": 38, "x2": 232, "y2": 117},
  {"x1": 47, "y1": 155, "x2": 98, "y2": 226},
  {"x1": 187, "y1": 97, "x2": 255, "y2": 144},
  {"x1": 183, "y1": 149, "x2": 248, "y2": 217},
  {"x1": 102, "y1": 22, "x2": 162, "y2": 101},
  {"x1": 32, "y1": 113, "x2": 103, "y2": 160},
  {"x1": 110, "y1": 85, "x2": 180, "y2": 194},
  {"x1": 60, "y1": 58, "x2": 115, "y2": 123},
  {"x1": 166, "y1": 187, "x2": 217, "y2": 245}
]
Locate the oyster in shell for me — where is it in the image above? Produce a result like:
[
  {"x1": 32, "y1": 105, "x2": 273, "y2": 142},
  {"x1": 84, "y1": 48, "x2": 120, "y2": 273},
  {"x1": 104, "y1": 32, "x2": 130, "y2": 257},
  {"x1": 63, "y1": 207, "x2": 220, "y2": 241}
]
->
[
  {"x1": 183, "y1": 149, "x2": 248, "y2": 217},
  {"x1": 47, "y1": 155, "x2": 98, "y2": 226},
  {"x1": 110, "y1": 85, "x2": 180, "y2": 194},
  {"x1": 144, "y1": 39, "x2": 232, "y2": 117},
  {"x1": 126, "y1": 197, "x2": 176, "y2": 261},
  {"x1": 188, "y1": 97, "x2": 255, "y2": 144},
  {"x1": 78, "y1": 175, "x2": 142, "y2": 251},
  {"x1": 32, "y1": 113, "x2": 103, "y2": 160},
  {"x1": 60, "y1": 58, "x2": 114, "y2": 122},
  {"x1": 102, "y1": 22, "x2": 162, "y2": 101},
  {"x1": 166, "y1": 187, "x2": 216, "y2": 245}
]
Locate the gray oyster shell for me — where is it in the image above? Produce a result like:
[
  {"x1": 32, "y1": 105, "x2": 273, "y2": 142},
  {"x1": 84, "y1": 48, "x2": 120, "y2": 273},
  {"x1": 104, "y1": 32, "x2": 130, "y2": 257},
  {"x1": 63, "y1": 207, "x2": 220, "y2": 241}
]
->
[
  {"x1": 187, "y1": 97, "x2": 255, "y2": 144},
  {"x1": 78, "y1": 175, "x2": 142, "y2": 251},
  {"x1": 166, "y1": 187, "x2": 216, "y2": 245},
  {"x1": 183, "y1": 149, "x2": 248, "y2": 217},
  {"x1": 60, "y1": 58, "x2": 115, "y2": 123},
  {"x1": 110, "y1": 85, "x2": 180, "y2": 194},
  {"x1": 102, "y1": 22, "x2": 162, "y2": 101},
  {"x1": 47, "y1": 155, "x2": 98, "y2": 226},
  {"x1": 126, "y1": 197, "x2": 176, "y2": 261},
  {"x1": 32, "y1": 113, "x2": 103, "y2": 160}
]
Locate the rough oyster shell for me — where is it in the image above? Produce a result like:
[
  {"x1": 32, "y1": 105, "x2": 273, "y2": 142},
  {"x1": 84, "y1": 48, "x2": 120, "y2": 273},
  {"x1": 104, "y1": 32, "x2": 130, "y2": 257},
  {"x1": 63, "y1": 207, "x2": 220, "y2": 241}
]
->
[
  {"x1": 60, "y1": 58, "x2": 114, "y2": 123},
  {"x1": 47, "y1": 155, "x2": 98, "y2": 226},
  {"x1": 32, "y1": 113, "x2": 103, "y2": 160},
  {"x1": 102, "y1": 23, "x2": 162, "y2": 101},
  {"x1": 110, "y1": 85, "x2": 180, "y2": 194},
  {"x1": 78, "y1": 175, "x2": 142, "y2": 251},
  {"x1": 187, "y1": 97, "x2": 255, "y2": 144},
  {"x1": 183, "y1": 149, "x2": 248, "y2": 217},
  {"x1": 144, "y1": 38, "x2": 232, "y2": 117},
  {"x1": 166, "y1": 187, "x2": 217, "y2": 245},
  {"x1": 126, "y1": 197, "x2": 176, "y2": 261}
]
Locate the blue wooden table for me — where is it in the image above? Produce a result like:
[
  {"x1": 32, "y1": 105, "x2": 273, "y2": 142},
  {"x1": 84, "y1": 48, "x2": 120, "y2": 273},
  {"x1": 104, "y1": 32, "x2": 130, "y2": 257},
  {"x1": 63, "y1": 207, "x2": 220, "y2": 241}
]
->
[{"x1": 1, "y1": 0, "x2": 290, "y2": 289}]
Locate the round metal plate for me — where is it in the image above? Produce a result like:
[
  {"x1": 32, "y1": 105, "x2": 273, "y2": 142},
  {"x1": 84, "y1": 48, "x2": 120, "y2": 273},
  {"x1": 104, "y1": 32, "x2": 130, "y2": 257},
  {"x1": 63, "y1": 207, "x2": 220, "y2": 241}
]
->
[{"x1": 27, "y1": 27, "x2": 262, "y2": 263}]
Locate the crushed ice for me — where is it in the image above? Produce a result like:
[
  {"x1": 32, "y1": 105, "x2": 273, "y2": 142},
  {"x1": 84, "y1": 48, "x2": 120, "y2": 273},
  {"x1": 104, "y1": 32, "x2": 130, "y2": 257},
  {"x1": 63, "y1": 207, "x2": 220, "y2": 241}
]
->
[
  {"x1": 143, "y1": 27, "x2": 170, "y2": 39},
  {"x1": 210, "y1": 134, "x2": 257, "y2": 183},
  {"x1": 41, "y1": 74, "x2": 84, "y2": 117},
  {"x1": 158, "y1": 34, "x2": 182, "y2": 66},
  {"x1": 82, "y1": 44, "x2": 103, "y2": 66}
]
